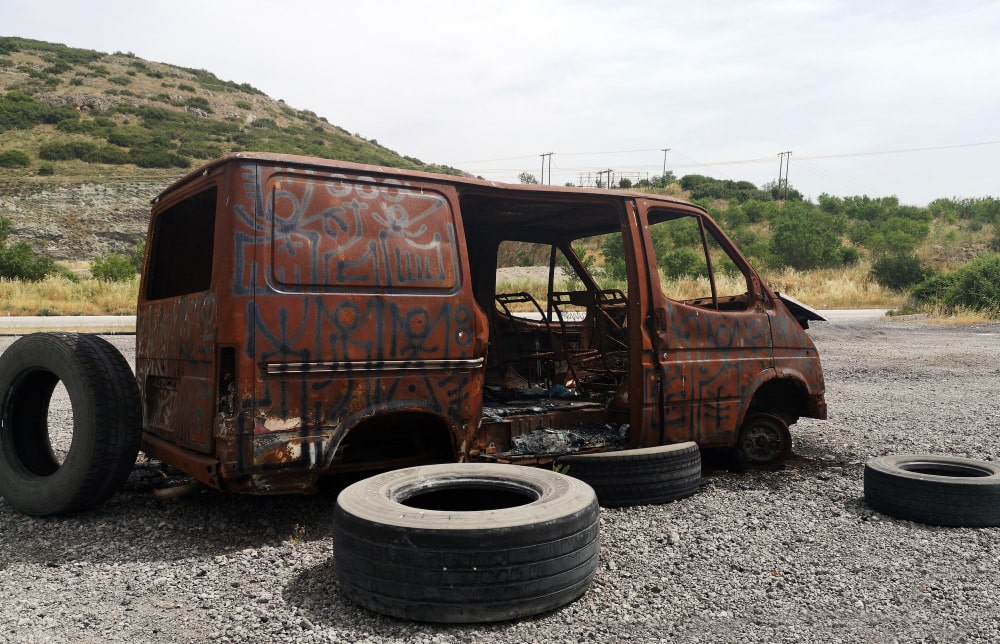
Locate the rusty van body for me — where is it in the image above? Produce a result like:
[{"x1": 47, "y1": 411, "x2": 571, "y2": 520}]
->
[{"x1": 136, "y1": 152, "x2": 826, "y2": 494}]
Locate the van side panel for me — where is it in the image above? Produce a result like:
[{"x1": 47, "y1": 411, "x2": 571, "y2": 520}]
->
[{"x1": 232, "y1": 166, "x2": 484, "y2": 491}]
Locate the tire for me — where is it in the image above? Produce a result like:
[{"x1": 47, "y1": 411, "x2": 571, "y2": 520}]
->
[
  {"x1": 555, "y1": 442, "x2": 701, "y2": 507},
  {"x1": 864, "y1": 454, "x2": 1000, "y2": 527},
  {"x1": 736, "y1": 412, "x2": 792, "y2": 470},
  {"x1": 332, "y1": 463, "x2": 600, "y2": 623},
  {"x1": 0, "y1": 333, "x2": 142, "y2": 516}
]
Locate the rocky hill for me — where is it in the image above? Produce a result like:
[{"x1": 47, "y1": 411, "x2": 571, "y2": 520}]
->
[{"x1": 0, "y1": 37, "x2": 460, "y2": 261}]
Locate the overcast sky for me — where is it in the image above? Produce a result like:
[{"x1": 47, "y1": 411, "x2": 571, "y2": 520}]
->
[{"x1": 5, "y1": 1, "x2": 999, "y2": 205}]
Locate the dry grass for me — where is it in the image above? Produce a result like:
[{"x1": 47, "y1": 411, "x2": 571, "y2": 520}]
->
[
  {"x1": 497, "y1": 263, "x2": 905, "y2": 312},
  {"x1": 890, "y1": 303, "x2": 999, "y2": 325},
  {"x1": 760, "y1": 263, "x2": 904, "y2": 310},
  {"x1": 0, "y1": 276, "x2": 138, "y2": 316}
]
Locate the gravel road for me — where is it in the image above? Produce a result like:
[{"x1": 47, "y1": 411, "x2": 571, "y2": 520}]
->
[{"x1": 1, "y1": 318, "x2": 999, "y2": 643}]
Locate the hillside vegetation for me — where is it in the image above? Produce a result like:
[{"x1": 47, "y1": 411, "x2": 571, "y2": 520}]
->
[
  {"x1": 0, "y1": 37, "x2": 998, "y2": 318},
  {"x1": 0, "y1": 37, "x2": 458, "y2": 177}
]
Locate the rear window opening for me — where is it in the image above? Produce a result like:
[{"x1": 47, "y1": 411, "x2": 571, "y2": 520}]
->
[{"x1": 145, "y1": 187, "x2": 217, "y2": 300}]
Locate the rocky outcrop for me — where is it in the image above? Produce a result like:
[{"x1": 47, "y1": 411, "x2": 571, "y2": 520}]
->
[{"x1": 0, "y1": 179, "x2": 167, "y2": 260}]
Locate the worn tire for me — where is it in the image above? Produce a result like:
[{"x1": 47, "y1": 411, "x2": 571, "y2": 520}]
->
[
  {"x1": 864, "y1": 454, "x2": 1000, "y2": 527},
  {"x1": 332, "y1": 463, "x2": 600, "y2": 623},
  {"x1": 555, "y1": 442, "x2": 701, "y2": 507},
  {"x1": 0, "y1": 333, "x2": 142, "y2": 516}
]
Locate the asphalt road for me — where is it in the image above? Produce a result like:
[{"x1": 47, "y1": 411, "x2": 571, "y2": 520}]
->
[{"x1": 0, "y1": 310, "x2": 888, "y2": 335}]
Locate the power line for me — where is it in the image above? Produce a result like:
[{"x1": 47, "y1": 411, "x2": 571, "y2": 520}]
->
[{"x1": 455, "y1": 138, "x2": 1000, "y2": 171}]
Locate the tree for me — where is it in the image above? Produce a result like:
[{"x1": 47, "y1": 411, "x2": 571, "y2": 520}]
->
[
  {"x1": 769, "y1": 205, "x2": 845, "y2": 270},
  {"x1": 518, "y1": 172, "x2": 539, "y2": 185}
]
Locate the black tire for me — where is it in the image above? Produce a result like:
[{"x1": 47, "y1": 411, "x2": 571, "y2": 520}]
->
[
  {"x1": 0, "y1": 333, "x2": 142, "y2": 516},
  {"x1": 332, "y1": 463, "x2": 600, "y2": 623},
  {"x1": 555, "y1": 442, "x2": 701, "y2": 507},
  {"x1": 736, "y1": 412, "x2": 792, "y2": 469},
  {"x1": 864, "y1": 454, "x2": 1000, "y2": 527}
]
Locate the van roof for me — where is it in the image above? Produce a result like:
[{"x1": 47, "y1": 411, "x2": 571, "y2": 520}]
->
[{"x1": 156, "y1": 151, "x2": 701, "y2": 210}]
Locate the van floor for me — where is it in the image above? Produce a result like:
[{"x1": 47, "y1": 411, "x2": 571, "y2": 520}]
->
[{"x1": 480, "y1": 387, "x2": 629, "y2": 461}]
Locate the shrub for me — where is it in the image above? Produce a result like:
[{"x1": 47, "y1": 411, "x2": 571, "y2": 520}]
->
[
  {"x1": 943, "y1": 254, "x2": 1000, "y2": 313},
  {"x1": 0, "y1": 91, "x2": 78, "y2": 132},
  {"x1": 660, "y1": 248, "x2": 706, "y2": 279},
  {"x1": 769, "y1": 206, "x2": 845, "y2": 270},
  {"x1": 129, "y1": 147, "x2": 190, "y2": 168},
  {"x1": 90, "y1": 253, "x2": 137, "y2": 281},
  {"x1": 37, "y1": 163, "x2": 55, "y2": 176},
  {"x1": 0, "y1": 149, "x2": 30, "y2": 167},
  {"x1": 0, "y1": 218, "x2": 56, "y2": 281},
  {"x1": 912, "y1": 253, "x2": 1000, "y2": 315},
  {"x1": 870, "y1": 254, "x2": 928, "y2": 290},
  {"x1": 600, "y1": 234, "x2": 627, "y2": 281},
  {"x1": 129, "y1": 242, "x2": 146, "y2": 273}
]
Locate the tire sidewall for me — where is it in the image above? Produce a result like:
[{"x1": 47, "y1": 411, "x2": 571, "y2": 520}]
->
[
  {"x1": 0, "y1": 334, "x2": 104, "y2": 514},
  {"x1": 866, "y1": 454, "x2": 1000, "y2": 488},
  {"x1": 335, "y1": 462, "x2": 597, "y2": 540}
]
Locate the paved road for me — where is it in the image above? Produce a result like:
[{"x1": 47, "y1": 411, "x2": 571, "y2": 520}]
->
[
  {"x1": 0, "y1": 310, "x2": 888, "y2": 334},
  {"x1": 0, "y1": 315, "x2": 136, "y2": 334}
]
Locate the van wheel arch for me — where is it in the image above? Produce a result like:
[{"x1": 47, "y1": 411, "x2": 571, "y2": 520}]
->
[
  {"x1": 335, "y1": 411, "x2": 455, "y2": 470},
  {"x1": 746, "y1": 377, "x2": 809, "y2": 426}
]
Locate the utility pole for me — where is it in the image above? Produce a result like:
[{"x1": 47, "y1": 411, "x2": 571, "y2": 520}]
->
[
  {"x1": 661, "y1": 147, "x2": 671, "y2": 180},
  {"x1": 540, "y1": 152, "x2": 554, "y2": 185},
  {"x1": 777, "y1": 151, "x2": 792, "y2": 199}
]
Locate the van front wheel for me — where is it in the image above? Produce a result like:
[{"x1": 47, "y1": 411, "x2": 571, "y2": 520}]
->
[{"x1": 736, "y1": 412, "x2": 791, "y2": 469}]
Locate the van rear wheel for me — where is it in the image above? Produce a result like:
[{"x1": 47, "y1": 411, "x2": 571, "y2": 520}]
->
[
  {"x1": 0, "y1": 333, "x2": 142, "y2": 516},
  {"x1": 736, "y1": 412, "x2": 791, "y2": 470}
]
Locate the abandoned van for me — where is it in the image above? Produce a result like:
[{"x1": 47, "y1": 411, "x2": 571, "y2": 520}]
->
[{"x1": 0, "y1": 152, "x2": 826, "y2": 511}]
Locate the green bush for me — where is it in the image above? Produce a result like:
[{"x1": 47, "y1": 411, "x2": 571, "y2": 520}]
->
[
  {"x1": 0, "y1": 91, "x2": 78, "y2": 132},
  {"x1": 39, "y1": 141, "x2": 95, "y2": 160},
  {"x1": 90, "y1": 253, "x2": 137, "y2": 281},
  {"x1": 769, "y1": 206, "x2": 846, "y2": 270},
  {"x1": 600, "y1": 234, "x2": 627, "y2": 281},
  {"x1": 0, "y1": 218, "x2": 56, "y2": 281},
  {"x1": 128, "y1": 241, "x2": 145, "y2": 273},
  {"x1": 660, "y1": 248, "x2": 705, "y2": 279},
  {"x1": 870, "y1": 254, "x2": 928, "y2": 290},
  {"x1": 39, "y1": 141, "x2": 129, "y2": 164},
  {"x1": 0, "y1": 149, "x2": 30, "y2": 167},
  {"x1": 128, "y1": 147, "x2": 190, "y2": 168},
  {"x1": 37, "y1": 163, "x2": 55, "y2": 176},
  {"x1": 912, "y1": 253, "x2": 1000, "y2": 315}
]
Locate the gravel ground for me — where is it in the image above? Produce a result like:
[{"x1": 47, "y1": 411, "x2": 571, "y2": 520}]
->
[{"x1": 1, "y1": 318, "x2": 999, "y2": 643}]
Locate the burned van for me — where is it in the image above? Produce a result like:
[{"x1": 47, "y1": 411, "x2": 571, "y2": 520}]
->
[{"x1": 0, "y1": 153, "x2": 826, "y2": 511}]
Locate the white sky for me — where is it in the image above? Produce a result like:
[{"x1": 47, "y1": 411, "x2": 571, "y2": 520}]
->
[{"x1": 4, "y1": 0, "x2": 999, "y2": 205}]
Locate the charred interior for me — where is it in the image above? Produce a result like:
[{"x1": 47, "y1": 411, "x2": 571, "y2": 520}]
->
[{"x1": 459, "y1": 189, "x2": 635, "y2": 463}]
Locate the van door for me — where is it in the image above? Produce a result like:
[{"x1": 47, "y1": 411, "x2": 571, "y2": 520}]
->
[
  {"x1": 136, "y1": 183, "x2": 219, "y2": 455},
  {"x1": 639, "y1": 205, "x2": 774, "y2": 448}
]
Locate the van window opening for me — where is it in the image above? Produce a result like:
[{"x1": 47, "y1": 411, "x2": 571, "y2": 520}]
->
[
  {"x1": 145, "y1": 187, "x2": 217, "y2": 300},
  {"x1": 648, "y1": 211, "x2": 751, "y2": 311}
]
